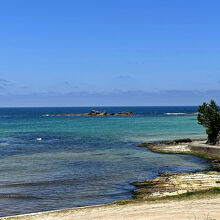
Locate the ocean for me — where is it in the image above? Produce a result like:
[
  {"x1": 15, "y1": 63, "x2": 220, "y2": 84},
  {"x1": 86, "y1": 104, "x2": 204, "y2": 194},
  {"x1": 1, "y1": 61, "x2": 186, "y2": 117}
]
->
[{"x1": 0, "y1": 106, "x2": 209, "y2": 217}]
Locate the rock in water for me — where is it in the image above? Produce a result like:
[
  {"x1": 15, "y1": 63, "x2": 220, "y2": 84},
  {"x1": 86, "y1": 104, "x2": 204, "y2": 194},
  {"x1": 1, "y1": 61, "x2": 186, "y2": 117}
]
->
[{"x1": 42, "y1": 110, "x2": 135, "y2": 117}]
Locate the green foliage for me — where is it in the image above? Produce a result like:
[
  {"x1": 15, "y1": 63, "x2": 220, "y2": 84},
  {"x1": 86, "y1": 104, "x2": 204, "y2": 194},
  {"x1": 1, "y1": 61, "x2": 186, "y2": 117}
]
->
[
  {"x1": 113, "y1": 199, "x2": 133, "y2": 205},
  {"x1": 197, "y1": 100, "x2": 220, "y2": 144}
]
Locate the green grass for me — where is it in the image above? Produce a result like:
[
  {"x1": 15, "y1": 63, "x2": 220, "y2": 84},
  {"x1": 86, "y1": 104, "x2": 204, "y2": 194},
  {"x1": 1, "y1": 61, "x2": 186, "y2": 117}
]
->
[
  {"x1": 167, "y1": 187, "x2": 220, "y2": 200},
  {"x1": 115, "y1": 188, "x2": 220, "y2": 206},
  {"x1": 113, "y1": 199, "x2": 133, "y2": 205},
  {"x1": 142, "y1": 187, "x2": 220, "y2": 202}
]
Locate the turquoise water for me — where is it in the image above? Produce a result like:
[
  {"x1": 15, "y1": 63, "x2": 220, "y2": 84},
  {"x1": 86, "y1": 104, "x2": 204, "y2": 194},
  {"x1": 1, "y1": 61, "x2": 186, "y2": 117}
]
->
[{"x1": 0, "y1": 107, "x2": 208, "y2": 217}]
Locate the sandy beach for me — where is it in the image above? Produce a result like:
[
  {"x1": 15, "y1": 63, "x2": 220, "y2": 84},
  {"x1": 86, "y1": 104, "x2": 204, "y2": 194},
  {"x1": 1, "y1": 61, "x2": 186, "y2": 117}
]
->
[{"x1": 1, "y1": 197, "x2": 220, "y2": 220}]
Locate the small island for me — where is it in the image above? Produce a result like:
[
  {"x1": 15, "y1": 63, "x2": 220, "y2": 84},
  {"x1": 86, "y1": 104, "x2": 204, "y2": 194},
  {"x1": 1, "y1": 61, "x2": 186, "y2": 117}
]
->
[{"x1": 42, "y1": 110, "x2": 136, "y2": 117}]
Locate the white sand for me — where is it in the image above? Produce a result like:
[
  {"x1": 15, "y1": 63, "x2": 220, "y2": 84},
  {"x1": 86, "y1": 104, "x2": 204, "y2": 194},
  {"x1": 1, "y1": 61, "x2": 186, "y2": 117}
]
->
[{"x1": 1, "y1": 197, "x2": 220, "y2": 220}]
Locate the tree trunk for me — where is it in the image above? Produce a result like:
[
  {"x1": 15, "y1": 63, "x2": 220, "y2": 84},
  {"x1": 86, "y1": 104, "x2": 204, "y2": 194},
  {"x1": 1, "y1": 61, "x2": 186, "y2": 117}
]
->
[
  {"x1": 207, "y1": 133, "x2": 218, "y2": 145},
  {"x1": 216, "y1": 131, "x2": 220, "y2": 146},
  {"x1": 207, "y1": 131, "x2": 220, "y2": 145}
]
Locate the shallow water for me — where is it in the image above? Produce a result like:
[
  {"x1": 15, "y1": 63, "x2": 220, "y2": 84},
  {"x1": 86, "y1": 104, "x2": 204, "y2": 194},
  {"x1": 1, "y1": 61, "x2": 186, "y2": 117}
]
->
[{"x1": 0, "y1": 107, "x2": 209, "y2": 217}]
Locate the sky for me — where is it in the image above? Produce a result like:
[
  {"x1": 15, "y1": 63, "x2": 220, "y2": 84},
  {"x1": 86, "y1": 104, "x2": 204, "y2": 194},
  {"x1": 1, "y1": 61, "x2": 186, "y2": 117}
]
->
[{"x1": 0, "y1": 0, "x2": 220, "y2": 107}]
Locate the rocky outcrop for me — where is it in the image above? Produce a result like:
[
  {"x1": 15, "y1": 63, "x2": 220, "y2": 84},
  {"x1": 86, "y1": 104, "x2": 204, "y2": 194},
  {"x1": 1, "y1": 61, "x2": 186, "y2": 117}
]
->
[
  {"x1": 133, "y1": 171, "x2": 220, "y2": 200},
  {"x1": 138, "y1": 138, "x2": 195, "y2": 154},
  {"x1": 134, "y1": 138, "x2": 220, "y2": 200},
  {"x1": 116, "y1": 111, "x2": 135, "y2": 116},
  {"x1": 42, "y1": 110, "x2": 135, "y2": 117},
  {"x1": 88, "y1": 110, "x2": 107, "y2": 116}
]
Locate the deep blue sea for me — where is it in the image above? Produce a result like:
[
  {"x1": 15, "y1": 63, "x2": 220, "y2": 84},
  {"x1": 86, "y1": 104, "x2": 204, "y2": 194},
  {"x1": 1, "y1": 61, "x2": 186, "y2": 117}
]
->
[{"x1": 0, "y1": 106, "x2": 209, "y2": 217}]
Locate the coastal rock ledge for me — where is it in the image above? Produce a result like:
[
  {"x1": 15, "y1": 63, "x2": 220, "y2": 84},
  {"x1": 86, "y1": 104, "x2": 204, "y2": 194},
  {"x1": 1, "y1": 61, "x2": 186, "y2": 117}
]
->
[
  {"x1": 138, "y1": 138, "x2": 220, "y2": 160},
  {"x1": 133, "y1": 171, "x2": 220, "y2": 200}
]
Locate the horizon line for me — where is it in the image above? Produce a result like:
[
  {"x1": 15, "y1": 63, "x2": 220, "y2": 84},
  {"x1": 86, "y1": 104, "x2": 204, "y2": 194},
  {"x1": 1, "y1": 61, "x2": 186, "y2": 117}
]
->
[{"x1": 0, "y1": 105, "x2": 200, "y2": 108}]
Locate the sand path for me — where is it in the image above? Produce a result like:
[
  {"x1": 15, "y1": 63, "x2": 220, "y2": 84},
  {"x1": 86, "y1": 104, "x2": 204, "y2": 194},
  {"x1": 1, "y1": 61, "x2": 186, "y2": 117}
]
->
[{"x1": 2, "y1": 197, "x2": 220, "y2": 220}]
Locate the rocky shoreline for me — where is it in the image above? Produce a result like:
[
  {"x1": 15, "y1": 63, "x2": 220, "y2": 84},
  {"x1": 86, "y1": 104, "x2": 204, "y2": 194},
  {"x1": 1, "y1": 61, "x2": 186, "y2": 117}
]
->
[
  {"x1": 133, "y1": 138, "x2": 220, "y2": 200},
  {"x1": 42, "y1": 110, "x2": 135, "y2": 117},
  {"x1": 133, "y1": 171, "x2": 220, "y2": 200}
]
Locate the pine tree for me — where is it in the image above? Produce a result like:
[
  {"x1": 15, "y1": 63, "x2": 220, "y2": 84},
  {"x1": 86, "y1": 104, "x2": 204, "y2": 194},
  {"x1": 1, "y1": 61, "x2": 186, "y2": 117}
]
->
[{"x1": 197, "y1": 100, "x2": 220, "y2": 145}]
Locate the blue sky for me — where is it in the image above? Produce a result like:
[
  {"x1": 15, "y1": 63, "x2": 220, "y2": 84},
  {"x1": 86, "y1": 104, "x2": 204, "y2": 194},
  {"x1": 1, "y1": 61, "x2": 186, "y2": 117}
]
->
[{"x1": 0, "y1": 0, "x2": 220, "y2": 106}]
